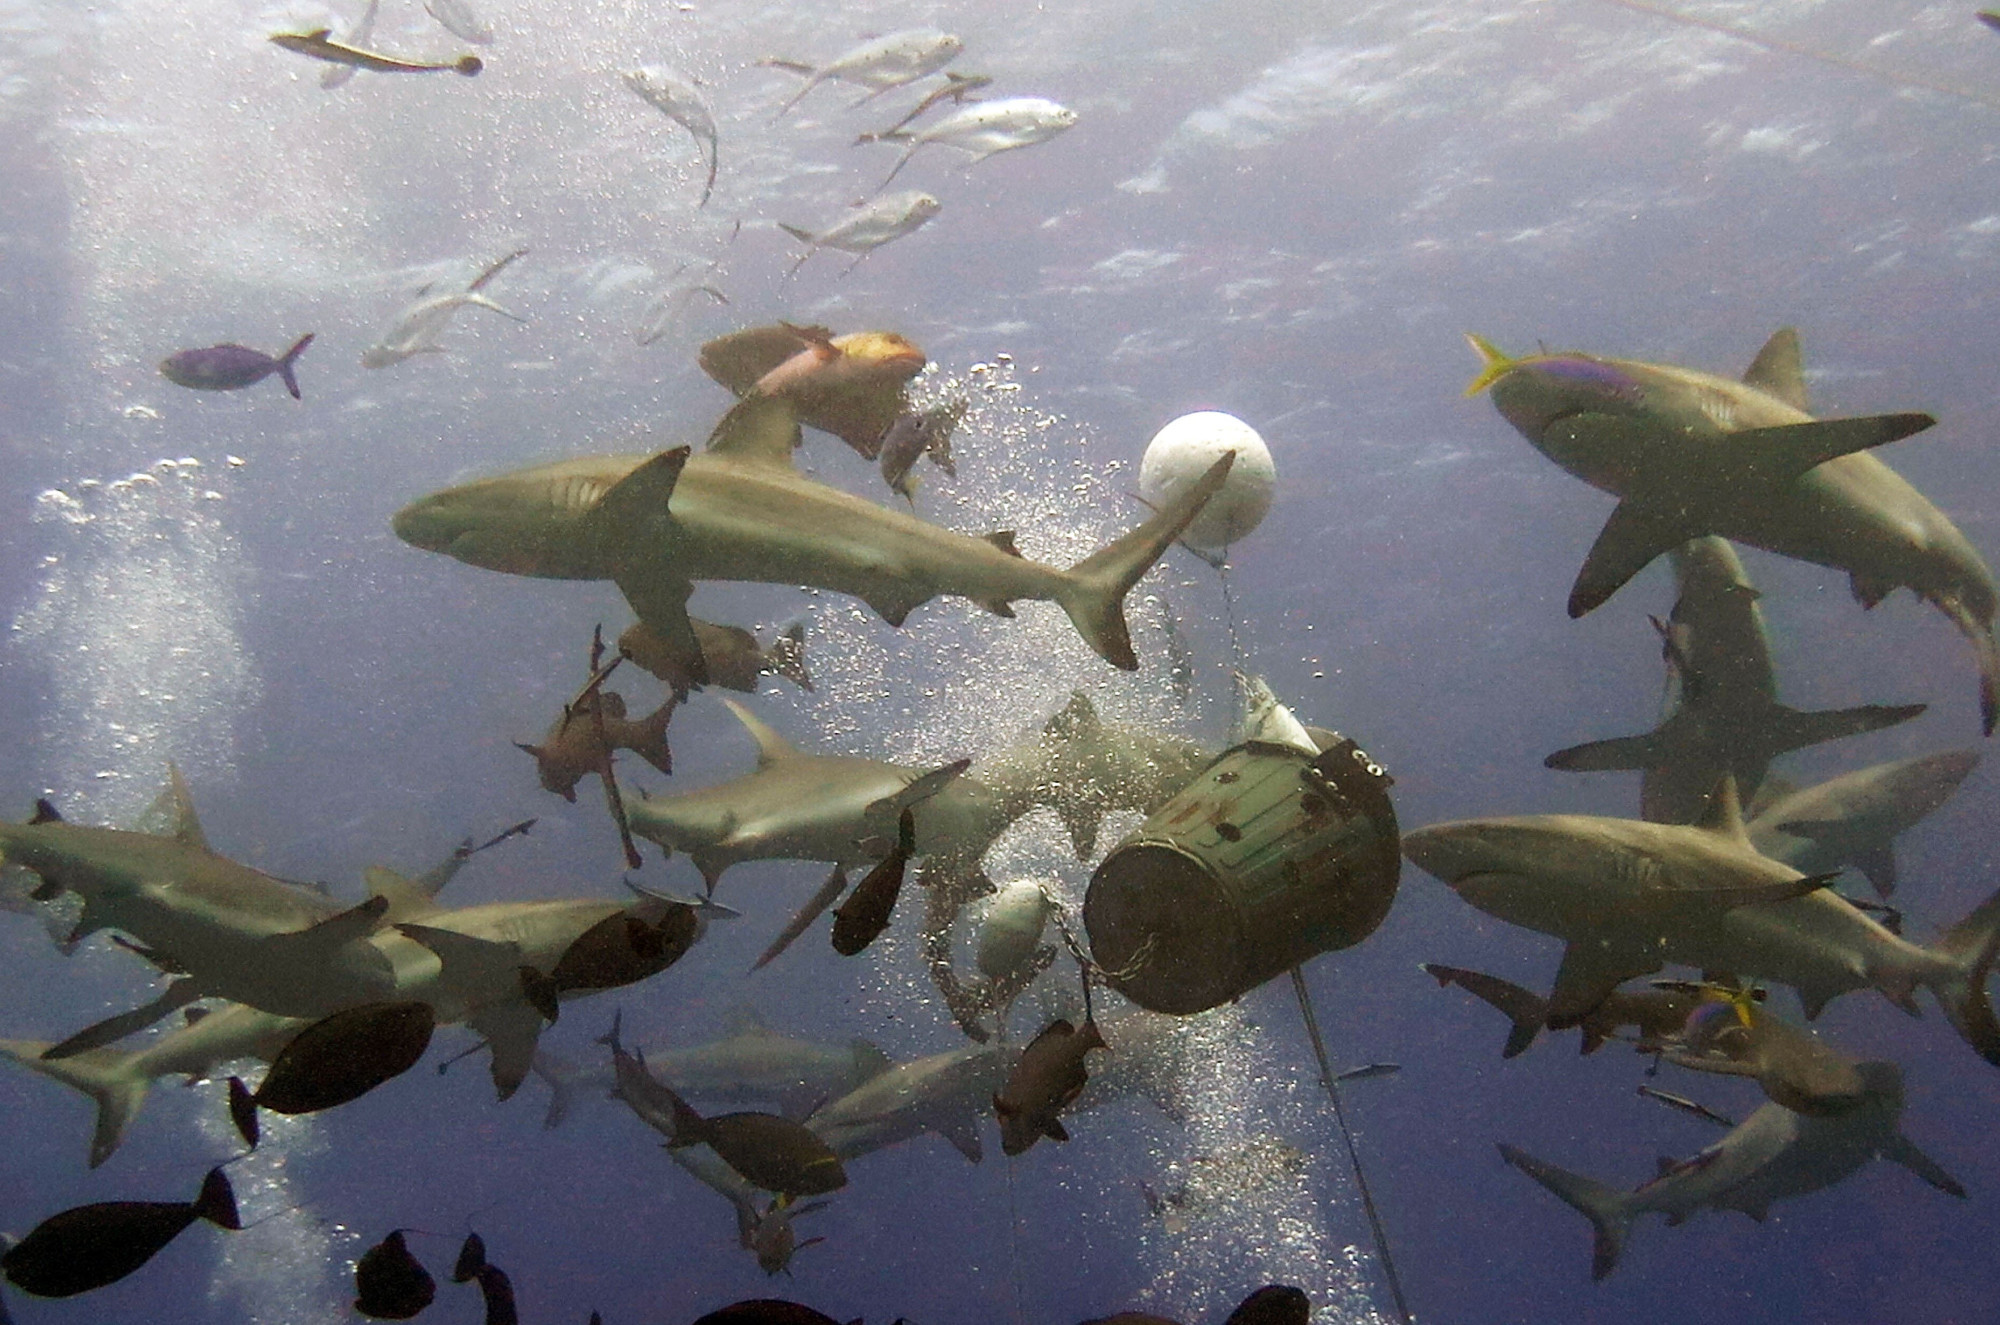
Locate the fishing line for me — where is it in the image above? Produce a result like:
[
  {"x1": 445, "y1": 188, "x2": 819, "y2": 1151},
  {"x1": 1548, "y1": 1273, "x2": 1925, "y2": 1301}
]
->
[
  {"x1": 1002, "y1": 1154, "x2": 1029, "y2": 1325},
  {"x1": 1289, "y1": 967, "x2": 1413, "y2": 1325},
  {"x1": 1587, "y1": 0, "x2": 2000, "y2": 113},
  {"x1": 1216, "y1": 557, "x2": 1247, "y2": 672}
]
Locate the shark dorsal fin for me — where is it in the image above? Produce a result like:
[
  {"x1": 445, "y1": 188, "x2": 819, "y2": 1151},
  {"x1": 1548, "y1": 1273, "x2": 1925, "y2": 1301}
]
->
[
  {"x1": 29, "y1": 798, "x2": 62, "y2": 825},
  {"x1": 304, "y1": 26, "x2": 334, "y2": 40},
  {"x1": 720, "y1": 698, "x2": 800, "y2": 768},
  {"x1": 587, "y1": 446, "x2": 689, "y2": 538},
  {"x1": 364, "y1": 866, "x2": 440, "y2": 923},
  {"x1": 983, "y1": 530, "x2": 1021, "y2": 557},
  {"x1": 850, "y1": 1038, "x2": 894, "y2": 1081},
  {"x1": 129, "y1": 763, "x2": 208, "y2": 849},
  {"x1": 705, "y1": 395, "x2": 802, "y2": 468},
  {"x1": 1043, "y1": 690, "x2": 1101, "y2": 741},
  {"x1": 723, "y1": 1004, "x2": 773, "y2": 1036},
  {"x1": 1693, "y1": 776, "x2": 1750, "y2": 844},
  {"x1": 1742, "y1": 327, "x2": 1807, "y2": 412}
]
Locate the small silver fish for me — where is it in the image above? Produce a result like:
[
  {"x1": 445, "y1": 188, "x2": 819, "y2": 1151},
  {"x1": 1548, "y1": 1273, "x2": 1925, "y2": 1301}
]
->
[
  {"x1": 623, "y1": 66, "x2": 719, "y2": 206},
  {"x1": 764, "y1": 28, "x2": 964, "y2": 118},
  {"x1": 362, "y1": 249, "x2": 527, "y2": 369},
  {"x1": 635, "y1": 268, "x2": 728, "y2": 347},
  {"x1": 269, "y1": 28, "x2": 481, "y2": 76},
  {"x1": 865, "y1": 96, "x2": 1078, "y2": 190},
  {"x1": 779, "y1": 191, "x2": 940, "y2": 275},
  {"x1": 878, "y1": 399, "x2": 965, "y2": 502}
]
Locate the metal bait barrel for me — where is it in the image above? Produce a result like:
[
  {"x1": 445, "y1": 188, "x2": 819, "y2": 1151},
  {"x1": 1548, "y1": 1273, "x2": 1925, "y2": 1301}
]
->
[{"x1": 1083, "y1": 734, "x2": 1399, "y2": 1015}]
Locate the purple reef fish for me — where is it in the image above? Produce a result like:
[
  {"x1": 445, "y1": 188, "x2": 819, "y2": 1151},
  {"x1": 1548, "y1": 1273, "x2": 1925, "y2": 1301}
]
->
[{"x1": 159, "y1": 334, "x2": 315, "y2": 399}]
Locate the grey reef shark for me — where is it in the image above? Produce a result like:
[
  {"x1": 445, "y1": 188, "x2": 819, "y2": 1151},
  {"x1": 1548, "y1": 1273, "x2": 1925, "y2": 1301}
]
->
[
  {"x1": 1467, "y1": 328, "x2": 2000, "y2": 734},
  {"x1": 390, "y1": 393, "x2": 1231, "y2": 687},
  {"x1": 1402, "y1": 779, "x2": 2000, "y2": 1061},
  {"x1": 1500, "y1": 1060, "x2": 1963, "y2": 1280},
  {"x1": 0, "y1": 768, "x2": 700, "y2": 1112},
  {"x1": 1544, "y1": 536, "x2": 1927, "y2": 823}
]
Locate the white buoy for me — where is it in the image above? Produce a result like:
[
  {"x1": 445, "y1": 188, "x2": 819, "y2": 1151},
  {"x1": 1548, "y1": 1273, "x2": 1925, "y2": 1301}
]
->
[{"x1": 1138, "y1": 411, "x2": 1275, "y2": 554}]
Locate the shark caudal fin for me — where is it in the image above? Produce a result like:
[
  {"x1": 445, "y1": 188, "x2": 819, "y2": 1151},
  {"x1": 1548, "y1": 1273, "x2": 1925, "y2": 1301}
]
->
[
  {"x1": 1058, "y1": 454, "x2": 1232, "y2": 670},
  {"x1": 1496, "y1": 1143, "x2": 1635, "y2": 1280},
  {"x1": 275, "y1": 333, "x2": 314, "y2": 401},
  {"x1": 0, "y1": 1040, "x2": 151, "y2": 1169},
  {"x1": 1928, "y1": 883, "x2": 2000, "y2": 1066}
]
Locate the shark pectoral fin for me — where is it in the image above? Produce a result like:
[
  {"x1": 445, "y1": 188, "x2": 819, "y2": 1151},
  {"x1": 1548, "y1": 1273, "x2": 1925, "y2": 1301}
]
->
[
  {"x1": 1546, "y1": 944, "x2": 1657, "y2": 1030},
  {"x1": 1543, "y1": 730, "x2": 1667, "y2": 772},
  {"x1": 617, "y1": 573, "x2": 707, "y2": 691},
  {"x1": 363, "y1": 867, "x2": 440, "y2": 923},
  {"x1": 1420, "y1": 964, "x2": 1548, "y2": 1058},
  {"x1": 1742, "y1": 327, "x2": 1808, "y2": 412},
  {"x1": 132, "y1": 763, "x2": 209, "y2": 849},
  {"x1": 705, "y1": 394, "x2": 803, "y2": 466},
  {"x1": 1725, "y1": 413, "x2": 1935, "y2": 480},
  {"x1": 264, "y1": 894, "x2": 391, "y2": 963},
  {"x1": 1761, "y1": 701, "x2": 1927, "y2": 757},
  {"x1": 469, "y1": 1005, "x2": 545, "y2": 1102},
  {"x1": 43, "y1": 979, "x2": 205, "y2": 1060},
  {"x1": 1568, "y1": 497, "x2": 1693, "y2": 619},
  {"x1": 396, "y1": 922, "x2": 524, "y2": 1002},
  {"x1": 879, "y1": 758, "x2": 972, "y2": 821},
  {"x1": 1882, "y1": 1134, "x2": 1967, "y2": 1198},
  {"x1": 933, "y1": 1106, "x2": 985, "y2": 1163}
]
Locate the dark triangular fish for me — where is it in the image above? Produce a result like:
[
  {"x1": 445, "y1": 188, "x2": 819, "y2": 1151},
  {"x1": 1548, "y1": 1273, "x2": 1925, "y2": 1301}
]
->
[
  {"x1": 830, "y1": 809, "x2": 915, "y2": 956},
  {"x1": 659, "y1": 1083, "x2": 847, "y2": 1197},
  {"x1": 1224, "y1": 1285, "x2": 1310, "y2": 1325},
  {"x1": 476, "y1": 1263, "x2": 518, "y2": 1325},
  {"x1": 1, "y1": 1167, "x2": 238, "y2": 1298},
  {"x1": 354, "y1": 1229, "x2": 437, "y2": 1320},
  {"x1": 239, "y1": 1000, "x2": 436, "y2": 1117}
]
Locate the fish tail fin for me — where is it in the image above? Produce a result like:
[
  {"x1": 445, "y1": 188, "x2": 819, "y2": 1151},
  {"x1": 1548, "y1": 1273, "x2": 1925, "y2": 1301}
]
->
[
  {"x1": 1927, "y1": 881, "x2": 2000, "y2": 1066},
  {"x1": 1058, "y1": 454, "x2": 1233, "y2": 670},
  {"x1": 772, "y1": 71, "x2": 822, "y2": 119},
  {"x1": 276, "y1": 332, "x2": 315, "y2": 400},
  {"x1": 1936, "y1": 593, "x2": 2000, "y2": 737},
  {"x1": 779, "y1": 223, "x2": 815, "y2": 244},
  {"x1": 767, "y1": 622, "x2": 813, "y2": 692},
  {"x1": 877, "y1": 145, "x2": 920, "y2": 193},
  {"x1": 193, "y1": 1167, "x2": 241, "y2": 1230},
  {"x1": 1463, "y1": 333, "x2": 1517, "y2": 397},
  {"x1": 0, "y1": 1039, "x2": 152, "y2": 1169},
  {"x1": 630, "y1": 698, "x2": 678, "y2": 776},
  {"x1": 1496, "y1": 1143, "x2": 1633, "y2": 1280}
]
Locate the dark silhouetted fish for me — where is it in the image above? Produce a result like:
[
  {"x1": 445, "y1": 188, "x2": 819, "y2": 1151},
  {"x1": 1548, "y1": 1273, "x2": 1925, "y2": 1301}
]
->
[
  {"x1": 230, "y1": 1001, "x2": 435, "y2": 1139},
  {"x1": 830, "y1": 809, "x2": 916, "y2": 956},
  {"x1": 1, "y1": 1167, "x2": 239, "y2": 1298},
  {"x1": 659, "y1": 1083, "x2": 848, "y2": 1198},
  {"x1": 994, "y1": 1015, "x2": 1106, "y2": 1155},
  {"x1": 476, "y1": 1264, "x2": 517, "y2": 1325},
  {"x1": 620, "y1": 619, "x2": 813, "y2": 695},
  {"x1": 1224, "y1": 1285, "x2": 1310, "y2": 1325},
  {"x1": 521, "y1": 904, "x2": 700, "y2": 1021},
  {"x1": 452, "y1": 1231, "x2": 487, "y2": 1282},
  {"x1": 160, "y1": 334, "x2": 314, "y2": 399},
  {"x1": 878, "y1": 400, "x2": 966, "y2": 503},
  {"x1": 691, "y1": 1302, "x2": 856, "y2": 1325},
  {"x1": 354, "y1": 1229, "x2": 436, "y2": 1320}
]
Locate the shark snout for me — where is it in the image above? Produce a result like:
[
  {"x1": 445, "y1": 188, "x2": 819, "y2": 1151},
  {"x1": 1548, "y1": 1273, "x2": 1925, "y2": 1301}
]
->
[{"x1": 1402, "y1": 821, "x2": 1540, "y2": 887}]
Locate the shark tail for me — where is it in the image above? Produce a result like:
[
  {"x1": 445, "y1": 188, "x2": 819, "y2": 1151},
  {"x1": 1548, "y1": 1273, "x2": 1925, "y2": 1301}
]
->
[
  {"x1": 1058, "y1": 454, "x2": 1232, "y2": 670},
  {"x1": 276, "y1": 333, "x2": 315, "y2": 400},
  {"x1": 1463, "y1": 333, "x2": 1518, "y2": 397},
  {"x1": 1927, "y1": 882, "x2": 2000, "y2": 1066},
  {"x1": 0, "y1": 1039, "x2": 150, "y2": 1169},
  {"x1": 767, "y1": 622, "x2": 814, "y2": 692},
  {"x1": 1496, "y1": 1143, "x2": 1634, "y2": 1280},
  {"x1": 1935, "y1": 593, "x2": 2000, "y2": 738}
]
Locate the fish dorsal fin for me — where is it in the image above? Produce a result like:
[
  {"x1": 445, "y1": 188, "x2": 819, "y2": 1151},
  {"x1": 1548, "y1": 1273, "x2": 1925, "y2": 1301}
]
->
[
  {"x1": 1043, "y1": 690, "x2": 1101, "y2": 740},
  {"x1": 1463, "y1": 333, "x2": 1518, "y2": 396},
  {"x1": 705, "y1": 395, "x2": 802, "y2": 468},
  {"x1": 130, "y1": 763, "x2": 208, "y2": 849},
  {"x1": 1742, "y1": 327, "x2": 1807, "y2": 412},
  {"x1": 983, "y1": 530, "x2": 1021, "y2": 557},
  {"x1": 723, "y1": 1004, "x2": 773, "y2": 1036},
  {"x1": 29, "y1": 798, "x2": 61, "y2": 825},
  {"x1": 305, "y1": 26, "x2": 333, "y2": 39},
  {"x1": 719, "y1": 698, "x2": 800, "y2": 768},
  {"x1": 364, "y1": 866, "x2": 440, "y2": 923},
  {"x1": 850, "y1": 1038, "x2": 894, "y2": 1081},
  {"x1": 1693, "y1": 776, "x2": 1750, "y2": 844}
]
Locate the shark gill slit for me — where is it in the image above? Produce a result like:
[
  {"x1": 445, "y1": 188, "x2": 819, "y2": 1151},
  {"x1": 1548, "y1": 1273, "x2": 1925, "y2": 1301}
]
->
[{"x1": 1290, "y1": 966, "x2": 1413, "y2": 1325}]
